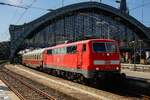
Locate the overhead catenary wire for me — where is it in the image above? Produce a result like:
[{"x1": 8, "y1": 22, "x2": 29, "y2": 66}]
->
[
  {"x1": 0, "y1": 0, "x2": 38, "y2": 41},
  {"x1": 1, "y1": 0, "x2": 24, "y2": 42},
  {"x1": 0, "y1": 0, "x2": 54, "y2": 41},
  {"x1": 0, "y1": 2, "x2": 27, "y2": 9},
  {"x1": 142, "y1": 0, "x2": 144, "y2": 23},
  {"x1": 10, "y1": 0, "x2": 24, "y2": 24},
  {"x1": 130, "y1": 1, "x2": 150, "y2": 11},
  {"x1": 0, "y1": 1, "x2": 51, "y2": 11},
  {"x1": 15, "y1": 0, "x2": 38, "y2": 24}
]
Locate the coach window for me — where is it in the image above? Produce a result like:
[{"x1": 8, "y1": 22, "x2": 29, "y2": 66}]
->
[
  {"x1": 38, "y1": 54, "x2": 40, "y2": 60},
  {"x1": 38, "y1": 55, "x2": 40, "y2": 60},
  {"x1": 38, "y1": 55, "x2": 39, "y2": 60},
  {"x1": 37, "y1": 55, "x2": 38, "y2": 60},
  {"x1": 82, "y1": 44, "x2": 86, "y2": 52},
  {"x1": 39, "y1": 55, "x2": 41, "y2": 60}
]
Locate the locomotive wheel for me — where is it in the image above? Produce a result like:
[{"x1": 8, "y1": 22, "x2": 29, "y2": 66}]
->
[
  {"x1": 79, "y1": 75, "x2": 86, "y2": 84},
  {"x1": 52, "y1": 70, "x2": 57, "y2": 76},
  {"x1": 65, "y1": 72, "x2": 73, "y2": 80},
  {"x1": 121, "y1": 73, "x2": 126, "y2": 79},
  {"x1": 119, "y1": 73, "x2": 126, "y2": 82},
  {"x1": 38, "y1": 66, "x2": 43, "y2": 71}
]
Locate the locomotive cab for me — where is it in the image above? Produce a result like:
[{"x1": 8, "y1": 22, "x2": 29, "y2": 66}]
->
[{"x1": 87, "y1": 39, "x2": 121, "y2": 79}]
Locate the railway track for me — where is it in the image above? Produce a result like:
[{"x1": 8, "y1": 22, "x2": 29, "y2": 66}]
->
[
  {"x1": 0, "y1": 67, "x2": 56, "y2": 100},
  {"x1": 1, "y1": 64, "x2": 150, "y2": 100},
  {"x1": 0, "y1": 60, "x2": 8, "y2": 64},
  {"x1": 3, "y1": 64, "x2": 134, "y2": 100}
]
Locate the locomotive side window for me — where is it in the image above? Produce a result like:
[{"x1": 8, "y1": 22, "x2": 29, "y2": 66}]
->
[
  {"x1": 93, "y1": 43, "x2": 106, "y2": 52},
  {"x1": 67, "y1": 46, "x2": 77, "y2": 54},
  {"x1": 51, "y1": 47, "x2": 67, "y2": 54},
  {"x1": 60, "y1": 47, "x2": 67, "y2": 54},
  {"x1": 82, "y1": 44, "x2": 86, "y2": 52},
  {"x1": 47, "y1": 49, "x2": 52, "y2": 54}
]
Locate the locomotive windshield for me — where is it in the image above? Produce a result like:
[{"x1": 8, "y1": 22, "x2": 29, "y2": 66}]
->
[{"x1": 93, "y1": 42, "x2": 117, "y2": 52}]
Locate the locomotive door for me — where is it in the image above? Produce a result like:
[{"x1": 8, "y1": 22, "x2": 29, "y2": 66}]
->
[{"x1": 77, "y1": 44, "x2": 83, "y2": 69}]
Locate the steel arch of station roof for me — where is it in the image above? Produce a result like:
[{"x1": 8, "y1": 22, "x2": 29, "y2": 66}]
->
[{"x1": 9, "y1": 2, "x2": 150, "y2": 59}]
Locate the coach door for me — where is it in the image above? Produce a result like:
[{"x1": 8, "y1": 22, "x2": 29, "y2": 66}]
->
[{"x1": 77, "y1": 44, "x2": 83, "y2": 69}]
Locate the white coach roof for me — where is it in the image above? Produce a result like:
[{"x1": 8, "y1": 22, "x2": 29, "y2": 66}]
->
[{"x1": 23, "y1": 48, "x2": 46, "y2": 56}]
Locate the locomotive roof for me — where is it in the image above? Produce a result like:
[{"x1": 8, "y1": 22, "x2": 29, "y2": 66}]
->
[
  {"x1": 46, "y1": 38, "x2": 115, "y2": 49},
  {"x1": 23, "y1": 48, "x2": 46, "y2": 56},
  {"x1": 23, "y1": 39, "x2": 115, "y2": 55}
]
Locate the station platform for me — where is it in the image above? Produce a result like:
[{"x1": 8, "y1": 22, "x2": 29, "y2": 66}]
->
[
  {"x1": 122, "y1": 69, "x2": 150, "y2": 82},
  {"x1": 121, "y1": 63, "x2": 150, "y2": 82},
  {"x1": 0, "y1": 80, "x2": 20, "y2": 100}
]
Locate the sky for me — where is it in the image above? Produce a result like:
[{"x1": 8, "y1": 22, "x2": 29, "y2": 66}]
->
[{"x1": 0, "y1": 0, "x2": 149, "y2": 42}]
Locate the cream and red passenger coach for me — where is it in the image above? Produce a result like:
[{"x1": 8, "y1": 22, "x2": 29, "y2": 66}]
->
[{"x1": 22, "y1": 39, "x2": 121, "y2": 79}]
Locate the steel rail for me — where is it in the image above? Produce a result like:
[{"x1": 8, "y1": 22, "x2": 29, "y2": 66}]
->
[
  {"x1": 1, "y1": 68, "x2": 56, "y2": 100},
  {"x1": 0, "y1": 76, "x2": 26, "y2": 100}
]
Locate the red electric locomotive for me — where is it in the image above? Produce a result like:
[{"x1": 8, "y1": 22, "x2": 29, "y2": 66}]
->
[{"x1": 22, "y1": 39, "x2": 121, "y2": 80}]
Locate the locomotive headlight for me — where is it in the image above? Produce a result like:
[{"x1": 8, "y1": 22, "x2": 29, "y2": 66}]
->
[
  {"x1": 107, "y1": 53, "x2": 110, "y2": 56},
  {"x1": 96, "y1": 67, "x2": 100, "y2": 70},
  {"x1": 116, "y1": 67, "x2": 119, "y2": 70}
]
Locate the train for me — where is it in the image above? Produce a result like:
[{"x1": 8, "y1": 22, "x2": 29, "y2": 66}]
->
[{"x1": 22, "y1": 39, "x2": 124, "y2": 82}]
